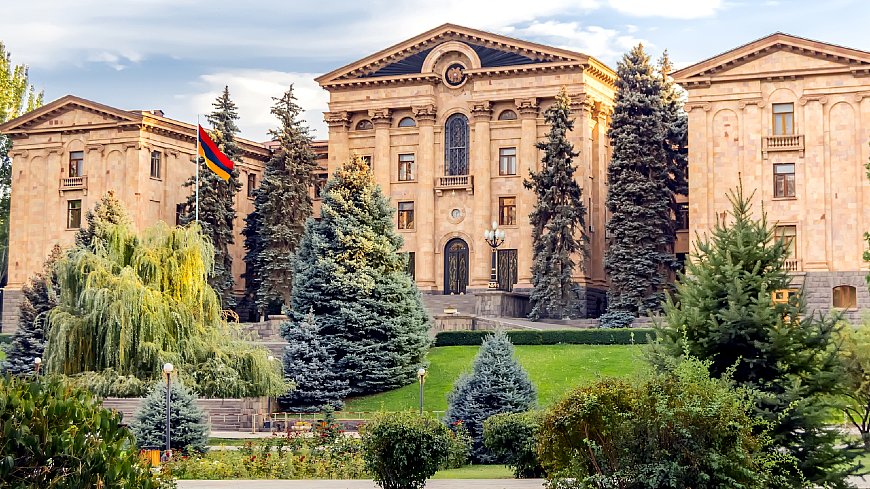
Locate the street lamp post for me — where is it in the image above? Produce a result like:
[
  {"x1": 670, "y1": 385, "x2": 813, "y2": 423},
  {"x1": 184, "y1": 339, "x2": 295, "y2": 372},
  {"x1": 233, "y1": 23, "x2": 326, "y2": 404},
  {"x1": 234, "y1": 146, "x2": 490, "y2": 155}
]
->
[
  {"x1": 163, "y1": 363, "x2": 173, "y2": 454},
  {"x1": 484, "y1": 221, "x2": 506, "y2": 289},
  {"x1": 266, "y1": 356, "x2": 275, "y2": 430},
  {"x1": 418, "y1": 368, "x2": 426, "y2": 415},
  {"x1": 33, "y1": 357, "x2": 41, "y2": 377}
]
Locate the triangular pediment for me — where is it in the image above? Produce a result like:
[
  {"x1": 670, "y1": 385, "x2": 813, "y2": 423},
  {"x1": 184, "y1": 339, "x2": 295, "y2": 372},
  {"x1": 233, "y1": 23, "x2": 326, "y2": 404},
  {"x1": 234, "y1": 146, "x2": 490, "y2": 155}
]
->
[
  {"x1": 315, "y1": 23, "x2": 593, "y2": 85},
  {"x1": 0, "y1": 95, "x2": 142, "y2": 134},
  {"x1": 672, "y1": 33, "x2": 870, "y2": 85}
]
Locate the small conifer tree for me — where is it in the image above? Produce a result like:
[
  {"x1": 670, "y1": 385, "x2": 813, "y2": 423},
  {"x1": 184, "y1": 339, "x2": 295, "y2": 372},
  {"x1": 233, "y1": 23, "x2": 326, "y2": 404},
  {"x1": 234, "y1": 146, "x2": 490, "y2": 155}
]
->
[
  {"x1": 1, "y1": 244, "x2": 61, "y2": 375},
  {"x1": 443, "y1": 330, "x2": 537, "y2": 463},
  {"x1": 180, "y1": 86, "x2": 243, "y2": 308},
  {"x1": 287, "y1": 154, "x2": 430, "y2": 395},
  {"x1": 524, "y1": 87, "x2": 588, "y2": 320},
  {"x1": 651, "y1": 184, "x2": 854, "y2": 489},
  {"x1": 278, "y1": 310, "x2": 349, "y2": 412},
  {"x1": 243, "y1": 86, "x2": 317, "y2": 316},
  {"x1": 130, "y1": 380, "x2": 210, "y2": 453},
  {"x1": 74, "y1": 190, "x2": 134, "y2": 250}
]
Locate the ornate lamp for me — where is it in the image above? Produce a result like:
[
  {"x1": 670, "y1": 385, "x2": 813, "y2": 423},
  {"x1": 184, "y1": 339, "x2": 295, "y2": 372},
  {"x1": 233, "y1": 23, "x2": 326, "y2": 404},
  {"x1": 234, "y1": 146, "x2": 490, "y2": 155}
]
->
[
  {"x1": 484, "y1": 221, "x2": 506, "y2": 289},
  {"x1": 418, "y1": 368, "x2": 426, "y2": 415},
  {"x1": 163, "y1": 363, "x2": 173, "y2": 454}
]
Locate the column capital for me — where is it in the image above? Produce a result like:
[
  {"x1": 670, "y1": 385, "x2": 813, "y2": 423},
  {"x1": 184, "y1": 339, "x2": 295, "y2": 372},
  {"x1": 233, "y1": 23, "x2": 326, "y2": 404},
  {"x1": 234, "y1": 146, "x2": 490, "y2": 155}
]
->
[
  {"x1": 412, "y1": 105, "x2": 437, "y2": 125},
  {"x1": 469, "y1": 101, "x2": 493, "y2": 122},
  {"x1": 514, "y1": 97, "x2": 539, "y2": 119},
  {"x1": 368, "y1": 108, "x2": 393, "y2": 128},
  {"x1": 799, "y1": 95, "x2": 828, "y2": 105},
  {"x1": 324, "y1": 111, "x2": 351, "y2": 130},
  {"x1": 568, "y1": 93, "x2": 592, "y2": 115}
]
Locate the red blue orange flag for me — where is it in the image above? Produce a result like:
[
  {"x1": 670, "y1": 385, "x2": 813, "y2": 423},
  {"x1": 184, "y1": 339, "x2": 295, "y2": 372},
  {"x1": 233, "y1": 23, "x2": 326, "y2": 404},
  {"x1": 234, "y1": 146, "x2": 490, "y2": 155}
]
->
[{"x1": 198, "y1": 125, "x2": 233, "y2": 181}]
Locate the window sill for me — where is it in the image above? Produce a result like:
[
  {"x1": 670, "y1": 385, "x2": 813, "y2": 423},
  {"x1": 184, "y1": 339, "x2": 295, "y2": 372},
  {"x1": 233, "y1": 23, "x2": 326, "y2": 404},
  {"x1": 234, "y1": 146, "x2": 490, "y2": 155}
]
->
[
  {"x1": 65, "y1": 227, "x2": 80, "y2": 231},
  {"x1": 395, "y1": 180, "x2": 417, "y2": 184},
  {"x1": 497, "y1": 224, "x2": 519, "y2": 229},
  {"x1": 496, "y1": 174, "x2": 520, "y2": 178},
  {"x1": 398, "y1": 228, "x2": 416, "y2": 233},
  {"x1": 772, "y1": 197, "x2": 797, "y2": 201},
  {"x1": 150, "y1": 176, "x2": 162, "y2": 181}
]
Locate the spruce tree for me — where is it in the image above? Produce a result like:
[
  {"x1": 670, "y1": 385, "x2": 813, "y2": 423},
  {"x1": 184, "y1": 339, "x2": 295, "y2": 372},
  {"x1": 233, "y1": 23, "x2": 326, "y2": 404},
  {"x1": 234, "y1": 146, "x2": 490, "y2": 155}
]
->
[
  {"x1": 602, "y1": 44, "x2": 678, "y2": 328},
  {"x1": 1, "y1": 244, "x2": 61, "y2": 375},
  {"x1": 130, "y1": 380, "x2": 210, "y2": 453},
  {"x1": 287, "y1": 154, "x2": 430, "y2": 395},
  {"x1": 524, "y1": 87, "x2": 588, "y2": 321},
  {"x1": 74, "y1": 190, "x2": 134, "y2": 250},
  {"x1": 243, "y1": 86, "x2": 317, "y2": 315},
  {"x1": 658, "y1": 51, "x2": 689, "y2": 207},
  {"x1": 443, "y1": 330, "x2": 537, "y2": 464},
  {"x1": 180, "y1": 86, "x2": 243, "y2": 308},
  {"x1": 650, "y1": 185, "x2": 854, "y2": 489},
  {"x1": 277, "y1": 310, "x2": 350, "y2": 412}
]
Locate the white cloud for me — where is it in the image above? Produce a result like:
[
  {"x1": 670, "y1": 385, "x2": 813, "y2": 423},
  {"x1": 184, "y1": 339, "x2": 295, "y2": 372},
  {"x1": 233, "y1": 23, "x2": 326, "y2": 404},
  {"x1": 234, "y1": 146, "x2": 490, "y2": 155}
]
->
[
  {"x1": 608, "y1": 0, "x2": 723, "y2": 18},
  {"x1": 627, "y1": 24, "x2": 639, "y2": 33},
  {"x1": 515, "y1": 21, "x2": 648, "y2": 61}
]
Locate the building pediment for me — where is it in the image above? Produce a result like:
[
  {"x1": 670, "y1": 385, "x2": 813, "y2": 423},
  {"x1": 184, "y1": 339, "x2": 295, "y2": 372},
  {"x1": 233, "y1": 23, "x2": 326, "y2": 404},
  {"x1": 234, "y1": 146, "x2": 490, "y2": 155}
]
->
[
  {"x1": 0, "y1": 95, "x2": 144, "y2": 136},
  {"x1": 316, "y1": 23, "x2": 613, "y2": 89},
  {"x1": 672, "y1": 33, "x2": 870, "y2": 87}
]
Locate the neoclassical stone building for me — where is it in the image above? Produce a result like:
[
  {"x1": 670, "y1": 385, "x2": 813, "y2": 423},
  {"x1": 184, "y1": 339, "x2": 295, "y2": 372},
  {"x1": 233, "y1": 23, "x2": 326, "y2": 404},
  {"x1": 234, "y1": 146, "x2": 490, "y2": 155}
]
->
[
  {"x1": 316, "y1": 24, "x2": 617, "y2": 315},
  {"x1": 673, "y1": 33, "x2": 870, "y2": 319}
]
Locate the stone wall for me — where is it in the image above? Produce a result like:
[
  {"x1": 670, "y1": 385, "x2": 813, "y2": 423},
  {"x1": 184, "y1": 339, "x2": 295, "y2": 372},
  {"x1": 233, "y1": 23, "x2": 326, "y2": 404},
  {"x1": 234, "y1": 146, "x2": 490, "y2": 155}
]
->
[
  {"x1": 800, "y1": 271, "x2": 870, "y2": 322},
  {"x1": 1, "y1": 289, "x2": 22, "y2": 334},
  {"x1": 474, "y1": 291, "x2": 531, "y2": 318}
]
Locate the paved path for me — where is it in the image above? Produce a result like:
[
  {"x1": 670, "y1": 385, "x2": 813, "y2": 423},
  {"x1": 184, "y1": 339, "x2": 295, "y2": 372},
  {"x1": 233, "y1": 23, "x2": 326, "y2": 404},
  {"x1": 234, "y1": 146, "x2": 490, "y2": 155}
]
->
[{"x1": 178, "y1": 480, "x2": 544, "y2": 489}]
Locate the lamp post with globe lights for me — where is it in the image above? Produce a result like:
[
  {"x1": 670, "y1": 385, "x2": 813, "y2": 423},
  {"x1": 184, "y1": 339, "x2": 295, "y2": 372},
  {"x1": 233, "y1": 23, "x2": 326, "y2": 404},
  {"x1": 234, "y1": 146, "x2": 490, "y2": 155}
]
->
[
  {"x1": 33, "y1": 357, "x2": 41, "y2": 377},
  {"x1": 484, "y1": 221, "x2": 506, "y2": 289},
  {"x1": 418, "y1": 368, "x2": 426, "y2": 415},
  {"x1": 163, "y1": 363, "x2": 173, "y2": 453},
  {"x1": 266, "y1": 355, "x2": 275, "y2": 430}
]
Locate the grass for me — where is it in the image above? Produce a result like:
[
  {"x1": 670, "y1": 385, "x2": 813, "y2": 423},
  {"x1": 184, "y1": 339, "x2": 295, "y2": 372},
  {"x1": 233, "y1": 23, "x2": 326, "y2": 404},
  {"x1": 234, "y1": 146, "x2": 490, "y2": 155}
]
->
[
  {"x1": 208, "y1": 437, "x2": 250, "y2": 447},
  {"x1": 343, "y1": 344, "x2": 646, "y2": 413},
  {"x1": 432, "y1": 464, "x2": 515, "y2": 479}
]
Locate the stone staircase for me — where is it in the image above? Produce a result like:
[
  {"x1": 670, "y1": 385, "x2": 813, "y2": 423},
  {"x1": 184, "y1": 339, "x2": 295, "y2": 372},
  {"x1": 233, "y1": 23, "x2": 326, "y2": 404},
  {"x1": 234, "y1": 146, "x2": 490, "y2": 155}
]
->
[{"x1": 103, "y1": 397, "x2": 272, "y2": 432}]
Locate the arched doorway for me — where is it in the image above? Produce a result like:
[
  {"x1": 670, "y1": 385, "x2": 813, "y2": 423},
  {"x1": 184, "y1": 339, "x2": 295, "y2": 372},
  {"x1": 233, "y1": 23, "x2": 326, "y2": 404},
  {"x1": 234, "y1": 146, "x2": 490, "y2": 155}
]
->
[{"x1": 444, "y1": 238, "x2": 469, "y2": 295}]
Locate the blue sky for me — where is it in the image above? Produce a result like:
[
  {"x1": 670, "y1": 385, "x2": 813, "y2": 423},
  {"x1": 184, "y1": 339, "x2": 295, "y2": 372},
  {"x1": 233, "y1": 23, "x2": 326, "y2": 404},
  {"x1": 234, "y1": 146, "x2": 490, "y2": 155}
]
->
[{"x1": 4, "y1": 0, "x2": 869, "y2": 141}]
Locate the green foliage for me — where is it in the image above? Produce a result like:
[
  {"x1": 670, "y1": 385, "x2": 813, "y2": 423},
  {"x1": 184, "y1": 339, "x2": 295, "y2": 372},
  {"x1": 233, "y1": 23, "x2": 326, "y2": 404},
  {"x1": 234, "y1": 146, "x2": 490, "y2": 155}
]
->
[
  {"x1": 0, "y1": 375, "x2": 162, "y2": 488},
  {"x1": 444, "y1": 330, "x2": 538, "y2": 463},
  {"x1": 64, "y1": 368, "x2": 152, "y2": 398},
  {"x1": 442, "y1": 420, "x2": 471, "y2": 469},
  {"x1": 524, "y1": 87, "x2": 588, "y2": 320},
  {"x1": 311, "y1": 404, "x2": 343, "y2": 446},
  {"x1": 651, "y1": 185, "x2": 854, "y2": 488},
  {"x1": 131, "y1": 380, "x2": 210, "y2": 453},
  {"x1": 361, "y1": 411, "x2": 452, "y2": 489},
  {"x1": 288, "y1": 153, "x2": 430, "y2": 395},
  {"x1": 180, "y1": 87, "x2": 243, "y2": 308},
  {"x1": 45, "y1": 220, "x2": 286, "y2": 398},
  {"x1": 658, "y1": 50, "x2": 689, "y2": 208},
  {"x1": 2, "y1": 245, "x2": 61, "y2": 375},
  {"x1": 433, "y1": 328, "x2": 653, "y2": 347},
  {"x1": 74, "y1": 190, "x2": 134, "y2": 250},
  {"x1": 242, "y1": 86, "x2": 318, "y2": 315},
  {"x1": 538, "y1": 357, "x2": 807, "y2": 489},
  {"x1": 839, "y1": 319, "x2": 870, "y2": 449},
  {"x1": 603, "y1": 44, "x2": 680, "y2": 324},
  {"x1": 483, "y1": 411, "x2": 545, "y2": 478},
  {"x1": 0, "y1": 334, "x2": 11, "y2": 344}
]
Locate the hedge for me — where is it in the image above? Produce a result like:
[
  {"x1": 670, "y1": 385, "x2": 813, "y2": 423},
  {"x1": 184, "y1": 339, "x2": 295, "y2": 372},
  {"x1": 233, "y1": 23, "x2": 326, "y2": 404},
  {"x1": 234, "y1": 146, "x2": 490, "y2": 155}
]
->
[
  {"x1": 433, "y1": 329, "x2": 655, "y2": 347},
  {"x1": 0, "y1": 334, "x2": 10, "y2": 345}
]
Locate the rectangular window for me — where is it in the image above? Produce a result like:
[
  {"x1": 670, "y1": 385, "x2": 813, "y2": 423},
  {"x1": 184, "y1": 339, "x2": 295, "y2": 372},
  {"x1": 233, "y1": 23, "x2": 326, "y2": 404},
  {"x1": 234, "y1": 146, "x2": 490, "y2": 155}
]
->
[
  {"x1": 676, "y1": 203, "x2": 689, "y2": 230},
  {"x1": 774, "y1": 163, "x2": 795, "y2": 198},
  {"x1": 398, "y1": 202, "x2": 414, "y2": 229},
  {"x1": 176, "y1": 204, "x2": 184, "y2": 226},
  {"x1": 398, "y1": 154, "x2": 415, "y2": 181},
  {"x1": 406, "y1": 252, "x2": 416, "y2": 280},
  {"x1": 499, "y1": 197, "x2": 517, "y2": 226},
  {"x1": 361, "y1": 155, "x2": 372, "y2": 166},
  {"x1": 775, "y1": 225, "x2": 797, "y2": 258},
  {"x1": 314, "y1": 173, "x2": 328, "y2": 199},
  {"x1": 773, "y1": 103, "x2": 794, "y2": 135},
  {"x1": 499, "y1": 148, "x2": 517, "y2": 175},
  {"x1": 69, "y1": 151, "x2": 84, "y2": 177},
  {"x1": 247, "y1": 173, "x2": 257, "y2": 198},
  {"x1": 67, "y1": 200, "x2": 82, "y2": 228},
  {"x1": 150, "y1": 151, "x2": 161, "y2": 179}
]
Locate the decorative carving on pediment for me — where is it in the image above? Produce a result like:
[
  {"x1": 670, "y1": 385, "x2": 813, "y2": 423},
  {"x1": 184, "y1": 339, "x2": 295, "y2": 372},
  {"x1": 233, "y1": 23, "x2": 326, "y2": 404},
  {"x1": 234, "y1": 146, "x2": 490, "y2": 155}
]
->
[
  {"x1": 738, "y1": 98, "x2": 766, "y2": 109},
  {"x1": 515, "y1": 98, "x2": 539, "y2": 119},
  {"x1": 683, "y1": 102, "x2": 712, "y2": 112},
  {"x1": 798, "y1": 95, "x2": 828, "y2": 105},
  {"x1": 324, "y1": 111, "x2": 351, "y2": 130},
  {"x1": 469, "y1": 101, "x2": 492, "y2": 122},
  {"x1": 368, "y1": 108, "x2": 393, "y2": 128},
  {"x1": 412, "y1": 105, "x2": 437, "y2": 124}
]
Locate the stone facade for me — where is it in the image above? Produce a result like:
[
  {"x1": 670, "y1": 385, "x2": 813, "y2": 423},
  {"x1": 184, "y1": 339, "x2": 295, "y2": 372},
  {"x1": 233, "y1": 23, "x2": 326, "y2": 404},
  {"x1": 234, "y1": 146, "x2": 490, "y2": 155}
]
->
[
  {"x1": 316, "y1": 24, "x2": 616, "y2": 313},
  {"x1": 673, "y1": 33, "x2": 870, "y2": 317}
]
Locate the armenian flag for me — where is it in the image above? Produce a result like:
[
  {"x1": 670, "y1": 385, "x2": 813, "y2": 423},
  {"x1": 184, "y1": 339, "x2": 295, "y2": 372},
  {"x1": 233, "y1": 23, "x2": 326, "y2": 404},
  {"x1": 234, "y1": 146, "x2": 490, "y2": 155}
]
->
[{"x1": 198, "y1": 125, "x2": 233, "y2": 181}]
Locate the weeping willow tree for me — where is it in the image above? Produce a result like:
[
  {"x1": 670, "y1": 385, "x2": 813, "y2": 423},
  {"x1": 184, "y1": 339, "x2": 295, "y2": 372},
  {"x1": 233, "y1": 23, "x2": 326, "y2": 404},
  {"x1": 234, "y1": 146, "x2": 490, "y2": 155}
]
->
[{"x1": 45, "y1": 221, "x2": 286, "y2": 398}]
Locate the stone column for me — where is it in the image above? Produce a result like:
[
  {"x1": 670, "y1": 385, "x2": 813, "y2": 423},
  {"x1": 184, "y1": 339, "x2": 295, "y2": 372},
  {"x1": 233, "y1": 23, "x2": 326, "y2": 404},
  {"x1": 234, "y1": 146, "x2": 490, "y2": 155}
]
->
[
  {"x1": 591, "y1": 103, "x2": 611, "y2": 285},
  {"x1": 469, "y1": 101, "x2": 493, "y2": 288},
  {"x1": 370, "y1": 108, "x2": 393, "y2": 192},
  {"x1": 515, "y1": 98, "x2": 539, "y2": 289},
  {"x1": 569, "y1": 95, "x2": 594, "y2": 284},
  {"x1": 413, "y1": 105, "x2": 437, "y2": 290},
  {"x1": 325, "y1": 111, "x2": 351, "y2": 175}
]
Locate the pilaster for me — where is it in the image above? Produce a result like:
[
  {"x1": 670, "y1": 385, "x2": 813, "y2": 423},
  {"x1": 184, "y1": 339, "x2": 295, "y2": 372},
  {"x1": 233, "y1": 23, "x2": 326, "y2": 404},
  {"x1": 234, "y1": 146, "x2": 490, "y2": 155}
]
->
[
  {"x1": 515, "y1": 97, "x2": 538, "y2": 288},
  {"x1": 325, "y1": 111, "x2": 351, "y2": 175},
  {"x1": 800, "y1": 97, "x2": 829, "y2": 271},
  {"x1": 413, "y1": 105, "x2": 437, "y2": 290},
  {"x1": 370, "y1": 108, "x2": 393, "y2": 192},
  {"x1": 469, "y1": 101, "x2": 493, "y2": 287}
]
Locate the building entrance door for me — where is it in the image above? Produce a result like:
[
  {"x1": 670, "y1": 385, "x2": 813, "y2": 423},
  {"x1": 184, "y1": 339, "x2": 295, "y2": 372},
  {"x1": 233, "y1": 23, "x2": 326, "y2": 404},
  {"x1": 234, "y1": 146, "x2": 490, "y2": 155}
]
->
[
  {"x1": 497, "y1": 249, "x2": 518, "y2": 292},
  {"x1": 444, "y1": 238, "x2": 469, "y2": 295}
]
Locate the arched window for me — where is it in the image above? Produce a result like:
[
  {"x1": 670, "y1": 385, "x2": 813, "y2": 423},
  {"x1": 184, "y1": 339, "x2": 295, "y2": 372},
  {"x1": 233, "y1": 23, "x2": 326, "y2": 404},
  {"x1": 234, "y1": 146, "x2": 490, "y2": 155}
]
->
[
  {"x1": 444, "y1": 114, "x2": 469, "y2": 176},
  {"x1": 833, "y1": 285, "x2": 857, "y2": 309},
  {"x1": 398, "y1": 117, "x2": 416, "y2": 127},
  {"x1": 356, "y1": 120, "x2": 373, "y2": 130},
  {"x1": 498, "y1": 110, "x2": 517, "y2": 121}
]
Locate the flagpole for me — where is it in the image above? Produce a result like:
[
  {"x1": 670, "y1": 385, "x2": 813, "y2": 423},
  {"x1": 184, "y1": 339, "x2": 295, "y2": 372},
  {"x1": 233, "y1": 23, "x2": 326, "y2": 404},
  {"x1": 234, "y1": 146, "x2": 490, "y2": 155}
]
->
[{"x1": 196, "y1": 114, "x2": 200, "y2": 222}]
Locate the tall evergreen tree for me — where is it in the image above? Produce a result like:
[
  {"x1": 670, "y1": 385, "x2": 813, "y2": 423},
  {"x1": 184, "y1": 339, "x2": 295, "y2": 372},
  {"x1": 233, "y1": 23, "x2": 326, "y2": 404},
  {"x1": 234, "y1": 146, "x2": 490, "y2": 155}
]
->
[
  {"x1": 444, "y1": 330, "x2": 538, "y2": 464},
  {"x1": 74, "y1": 190, "x2": 134, "y2": 250},
  {"x1": 242, "y1": 86, "x2": 317, "y2": 315},
  {"x1": 180, "y1": 86, "x2": 243, "y2": 308},
  {"x1": 278, "y1": 310, "x2": 350, "y2": 412},
  {"x1": 130, "y1": 380, "x2": 210, "y2": 453},
  {"x1": 287, "y1": 154, "x2": 430, "y2": 395},
  {"x1": 650, "y1": 185, "x2": 854, "y2": 489},
  {"x1": 602, "y1": 45, "x2": 678, "y2": 328},
  {"x1": 524, "y1": 87, "x2": 588, "y2": 321},
  {"x1": 658, "y1": 51, "x2": 689, "y2": 206},
  {"x1": 1, "y1": 244, "x2": 61, "y2": 375}
]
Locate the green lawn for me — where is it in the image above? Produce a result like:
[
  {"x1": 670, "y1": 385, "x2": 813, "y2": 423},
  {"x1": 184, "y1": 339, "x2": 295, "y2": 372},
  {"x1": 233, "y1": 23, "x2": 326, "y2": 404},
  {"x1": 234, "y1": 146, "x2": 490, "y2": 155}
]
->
[
  {"x1": 343, "y1": 344, "x2": 646, "y2": 413},
  {"x1": 432, "y1": 464, "x2": 515, "y2": 479}
]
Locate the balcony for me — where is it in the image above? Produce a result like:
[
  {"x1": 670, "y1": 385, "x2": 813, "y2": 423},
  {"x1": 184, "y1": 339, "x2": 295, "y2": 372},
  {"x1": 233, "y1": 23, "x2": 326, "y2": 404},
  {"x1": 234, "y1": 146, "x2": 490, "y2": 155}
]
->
[
  {"x1": 784, "y1": 258, "x2": 801, "y2": 272},
  {"x1": 435, "y1": 175, "x2": 474, "y2": 196},
  {"x1": 59, "y1": 176, "x2": 88, "y2": 196},
  {"x1": 762, "y1": 134, "x2": 804, "y2": 159}
]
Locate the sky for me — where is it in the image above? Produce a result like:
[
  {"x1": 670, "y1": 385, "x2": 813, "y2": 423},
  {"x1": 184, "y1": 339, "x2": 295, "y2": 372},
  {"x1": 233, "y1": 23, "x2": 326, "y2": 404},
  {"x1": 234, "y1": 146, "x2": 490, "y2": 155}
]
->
[{"x1": 3, "y1": 0, "x2": 870, "y2": 142}]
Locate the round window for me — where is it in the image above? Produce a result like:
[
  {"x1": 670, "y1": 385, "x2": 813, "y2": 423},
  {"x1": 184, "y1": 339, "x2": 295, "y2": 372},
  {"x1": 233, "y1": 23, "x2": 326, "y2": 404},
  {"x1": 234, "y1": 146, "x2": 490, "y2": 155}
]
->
[{"x1": 451, "y1": 209, "x2": 461, "y2": 219}]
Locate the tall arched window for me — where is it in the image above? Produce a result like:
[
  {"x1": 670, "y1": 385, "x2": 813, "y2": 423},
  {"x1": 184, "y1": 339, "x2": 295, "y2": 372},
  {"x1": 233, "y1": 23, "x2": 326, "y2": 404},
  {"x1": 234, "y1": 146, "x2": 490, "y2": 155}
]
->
[{"x1": 444, "y1": 113, "x2": 469, "y2": 176}]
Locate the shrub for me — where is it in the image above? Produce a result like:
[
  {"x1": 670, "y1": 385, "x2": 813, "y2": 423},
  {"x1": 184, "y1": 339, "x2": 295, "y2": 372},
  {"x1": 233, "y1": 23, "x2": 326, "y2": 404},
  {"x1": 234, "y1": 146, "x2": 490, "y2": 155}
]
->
[
  {"x1": 443, "y1": 329, "x2": 537, "y2": 463},
  {"x1": 130, "y1": 379, "x2": 210, "y2": 454},
  {"x1": 483, "y1": 411, "x2": 545, "y2": 478},
  {"x1": 361, "y1": 411, "x2": 452, "y2": 489},
  {"x1": 442, "y1": 420, "x2": 471, "y2": 469},
  {"x1": 598, "y1": 310, "x2": 636, "y2": 329},
  {"x1": 0, "y1": 374, "x2": 162, "y2": 488},
  {"x1": 433, "y1": 328, "x2": 653, "y2": 347}
]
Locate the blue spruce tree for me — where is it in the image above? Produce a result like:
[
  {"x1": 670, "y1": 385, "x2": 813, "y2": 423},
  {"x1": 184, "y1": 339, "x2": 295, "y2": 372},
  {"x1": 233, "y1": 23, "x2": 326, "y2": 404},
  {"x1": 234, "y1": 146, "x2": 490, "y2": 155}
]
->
[
  {"x1": 444, "y1": 330, "x2": 537, "y2": 463},
  {"x1": 130, "y1": 380, "x2": 210, "y2": 453}
]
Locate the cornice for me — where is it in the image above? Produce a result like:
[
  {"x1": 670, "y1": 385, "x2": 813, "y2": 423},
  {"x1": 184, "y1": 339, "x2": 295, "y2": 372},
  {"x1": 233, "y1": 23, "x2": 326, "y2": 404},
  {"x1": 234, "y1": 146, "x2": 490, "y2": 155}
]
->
[{"x1": 321, "y1": 74, "x2": 442, "y2": 91}]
